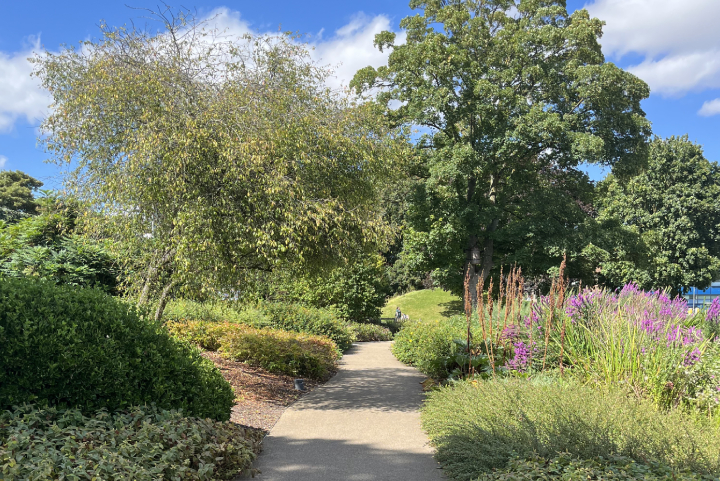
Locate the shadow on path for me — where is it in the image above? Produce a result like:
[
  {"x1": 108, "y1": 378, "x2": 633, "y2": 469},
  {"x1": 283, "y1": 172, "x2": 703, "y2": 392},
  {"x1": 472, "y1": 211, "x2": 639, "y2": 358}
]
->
[
  {"x1": 251, "y1": 436, "x2": 443, "y2": 481},
  {"x1": 240, "y1": 342, "x2": 444, "y2": 480}
]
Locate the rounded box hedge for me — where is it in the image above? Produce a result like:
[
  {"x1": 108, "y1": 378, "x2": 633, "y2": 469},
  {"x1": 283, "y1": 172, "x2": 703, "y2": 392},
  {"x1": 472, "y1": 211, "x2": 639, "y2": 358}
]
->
[{"x1": 0, "y1": 277, "x2": 234, "y2": 420}]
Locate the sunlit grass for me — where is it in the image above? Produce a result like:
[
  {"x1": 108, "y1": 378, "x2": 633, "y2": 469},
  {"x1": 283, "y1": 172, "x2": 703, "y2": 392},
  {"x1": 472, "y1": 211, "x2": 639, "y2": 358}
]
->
[{"x1": 381, "y1": 289, "x2": 463, "y2": 321}]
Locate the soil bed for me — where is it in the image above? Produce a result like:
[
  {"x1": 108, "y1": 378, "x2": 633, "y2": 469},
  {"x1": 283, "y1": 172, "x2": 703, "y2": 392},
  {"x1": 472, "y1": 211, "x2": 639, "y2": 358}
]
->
[{"x1": 202, "y1": 351, "x2": 324, "y2": 432}]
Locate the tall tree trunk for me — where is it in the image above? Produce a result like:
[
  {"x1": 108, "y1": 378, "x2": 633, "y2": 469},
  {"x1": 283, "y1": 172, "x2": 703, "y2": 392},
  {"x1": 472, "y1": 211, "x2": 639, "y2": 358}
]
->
[
  {"x1": 480, "y1": 218, "x2": 499, "y2": 282},
  {"x1": 154, "y1": 279, "x2": 177, "y2": 322},
  {"x1": 464, "y1": 175, "x2": 480, "y2": 306},
  {"x1": 464, "y1": 235, "x2": 480, "y2": 306},
  {"x1": 480, "y1": 174, "x2": 499, "y2": 283},
  {"x1": 464, "y1": 174, "x2": 499, "y2": 305}
]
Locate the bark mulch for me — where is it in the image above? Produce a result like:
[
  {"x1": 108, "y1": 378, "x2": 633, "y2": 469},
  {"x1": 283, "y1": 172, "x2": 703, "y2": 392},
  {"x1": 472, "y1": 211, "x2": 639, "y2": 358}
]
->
[{"x1": 202, "y1": 351, "x2": 324, "y2": 433}]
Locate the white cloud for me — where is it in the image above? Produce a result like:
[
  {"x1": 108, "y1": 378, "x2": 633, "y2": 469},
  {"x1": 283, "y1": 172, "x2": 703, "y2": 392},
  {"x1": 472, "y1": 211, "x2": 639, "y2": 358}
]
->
[
  {"x1": 584, "y1": 0, "x2": 720, "y2": 96},
  {"x1": 199, "y1": 9, "x2": 401, "y2": 90},
  {"x1": 310, "y1": 13, "x2": 404, "y2": 90},
  {"x1": 0, "y1": 10, "x2": 399, "y2": 133},
  {"x1": 0, "y1": 37, "x2": 50, "y2": 132},
  {"x1": 0, "y1": 155, "x2": 7, "y2": 169},
  {"x1": 698, "y1": 98, "x2": 720, "y2": 117}
]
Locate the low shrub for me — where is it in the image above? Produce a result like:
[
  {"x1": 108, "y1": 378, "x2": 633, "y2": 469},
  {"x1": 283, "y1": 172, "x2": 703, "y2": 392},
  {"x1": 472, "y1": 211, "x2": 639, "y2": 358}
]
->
[
  {"x1": 393, "y1": 316, "x2": 479, "y2": 378},
  {"x1": 255, "y1": 302, "x2": 354, "y2": 351},
  {"x1": 0, "y1": 405, "x2": 263, "y2": 480},
  {"x1": 346, "y1": 321, "x2": 393, "y2": 341},
  {"x1": 477, "y1": 453, "x2": 706, "y2": 481},
  {"x1": 422, "y1": 378, "x2": 720, "y2": 481},
  {"x1": 0, "y1": 277, "x2": 234, "y2": 421},
  {"x1": 167, "y1": 321, "x2": 339, "y2": 380}
]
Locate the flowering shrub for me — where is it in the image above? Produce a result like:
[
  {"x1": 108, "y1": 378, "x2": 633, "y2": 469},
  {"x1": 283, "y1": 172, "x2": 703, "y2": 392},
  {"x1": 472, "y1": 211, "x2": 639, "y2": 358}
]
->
[{"x1": 501, "y1": 283, "x2": 717, "y2": 408}]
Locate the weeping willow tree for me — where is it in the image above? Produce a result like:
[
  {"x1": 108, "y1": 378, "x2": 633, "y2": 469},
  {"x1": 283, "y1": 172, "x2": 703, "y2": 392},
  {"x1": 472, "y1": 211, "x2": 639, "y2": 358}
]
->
[{"x1": 33, "y1": 8, "x2": 406, "y2": 318}]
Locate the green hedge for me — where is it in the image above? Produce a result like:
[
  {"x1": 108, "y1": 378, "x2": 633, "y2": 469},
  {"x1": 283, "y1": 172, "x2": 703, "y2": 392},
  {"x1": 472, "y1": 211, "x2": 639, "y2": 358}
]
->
[
  {"x1": 0, "y1": 405, "x2": 263, "y2": 480},
  {"x1": 346, "y1": 321, "x2": 393, "y2": 341},
  {"x1": 255, "y1": 302, "x2": 354, "y2": 351},
  {"x1": 422, "y1": 379, "x2": 720, "y2": 481},
  {"x1": 393, "y1": 316, "x2": 478, "y2": 378},
  {"x1": 477, "y1": 453, "x2": 706, "y2": 481},
  {"x1": 167, "y1": 321, "x2": 339, "y2": 380},
  {"x1": 0, "y1": 278, "x2": 234, "y2": 420}
]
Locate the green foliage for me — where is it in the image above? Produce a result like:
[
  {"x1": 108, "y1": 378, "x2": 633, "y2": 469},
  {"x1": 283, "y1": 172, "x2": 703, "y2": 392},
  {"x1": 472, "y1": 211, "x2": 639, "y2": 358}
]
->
[
  {"x1": 255, "y1": 302, "x2": 355, "y2": 351},
  {"x1": 0, "y1": 170, "x2": 42, "y2": 215},
  {"x1": 167, "y1": 321, "x2": 339, "y2": 380},
  {"x1": 0, "y1": 405, "x2": 262, "y2": 480},
  {"x1": 162, "y1": 298, "x2": 252, "y2": 324},
  {"x1": 422, "y1": 379, "x2": 720, "y2": 481},
  {"x1": 381, "y1": 288, "x2": 463, "y2": 321},
  {"x1": 352, "y1": 0, "x2": 650, "y2": 294},
  {"x1": 589, "y1": 136, "x2": 720, "y2": 294},
  {"x1": 0, "y1": 277, "x2": 234, "y2": 421},
  {"x1": 346, "y1": 321, "x2": 394, "y2": 342},
  {"x1": 288, "y1": 254, "x2": 391, "y2": 322},
  {"x1": 0, "y1": 197, "x2": 119, "y2": 292},
  {"x1": 34, "y1": 11, "x2": 404, "y2": 307},
  {"x1": 478, "y1": 453, "x2": 707, "y2": 481},
  {"x1": 393, "y1": 316, "x2": 480, "y2": 378}
]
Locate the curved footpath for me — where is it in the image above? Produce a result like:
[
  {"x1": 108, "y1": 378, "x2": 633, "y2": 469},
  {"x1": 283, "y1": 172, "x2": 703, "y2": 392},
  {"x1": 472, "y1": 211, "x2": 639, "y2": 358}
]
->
[{"x1": 242, "y1": 341, "x2": 444, "y2": 480}]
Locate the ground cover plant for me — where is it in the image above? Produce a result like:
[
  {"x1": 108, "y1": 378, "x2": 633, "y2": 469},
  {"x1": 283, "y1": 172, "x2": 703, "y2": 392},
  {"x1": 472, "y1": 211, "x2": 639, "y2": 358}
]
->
[
  {"x1": 476, "y1": 453, "x2": 708, "y2": 481},
  {"x1": 0, "y1": 405, "x2": 263, "y2": 480},
  {"x1": 422, "y1": 378, "x2": 720, "y2": 481},
  {"x1": 0, "y1": 277, "x2": 234, "y2": 420},
  {"x1": 167, "y1": 321, "x2": 339, "y2": 380}
]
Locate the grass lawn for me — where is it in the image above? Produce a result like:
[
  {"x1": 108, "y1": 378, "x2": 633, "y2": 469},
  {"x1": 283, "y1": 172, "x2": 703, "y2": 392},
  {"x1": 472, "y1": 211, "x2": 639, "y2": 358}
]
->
[{"x1": 381, "y1": 289, "x2": 463, "y2": 322}]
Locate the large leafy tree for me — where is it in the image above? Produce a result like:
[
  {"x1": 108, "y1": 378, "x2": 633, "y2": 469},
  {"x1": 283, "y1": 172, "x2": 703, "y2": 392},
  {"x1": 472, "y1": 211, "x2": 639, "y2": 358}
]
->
[
  {"x1": 0, "y1": 171, "x2": 43, "y2": 220},
  {"x1": 33, "y1": 9, "x2": 404, "y2": 317},
  {"x1": 352, "y1": 0, "x2": 650, "y2": 297},
  {"x1": 587, "y1": 136, "x2": 720, "y2": 295}
]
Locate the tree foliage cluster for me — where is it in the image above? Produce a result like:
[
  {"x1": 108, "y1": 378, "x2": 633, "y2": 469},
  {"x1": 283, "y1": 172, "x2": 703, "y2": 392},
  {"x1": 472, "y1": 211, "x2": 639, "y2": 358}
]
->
[
  {"x1": 352, "y1": 0, "x2": 720, "y2": 296},
  {"x1": 24, "y1": 0, "x2": 720, "y2": 312},
  {"x1": 0, "y1": 182, "x2": 119, "y2": 292},
  {"x1": 33, "y1": 10, "x2": 405, "y2": 318}
]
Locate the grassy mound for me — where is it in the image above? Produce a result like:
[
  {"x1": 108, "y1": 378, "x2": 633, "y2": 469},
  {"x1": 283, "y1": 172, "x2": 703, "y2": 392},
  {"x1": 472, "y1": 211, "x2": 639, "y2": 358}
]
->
[{"x1": 382, "y1": 289, "x2": 462, "y2": 322}]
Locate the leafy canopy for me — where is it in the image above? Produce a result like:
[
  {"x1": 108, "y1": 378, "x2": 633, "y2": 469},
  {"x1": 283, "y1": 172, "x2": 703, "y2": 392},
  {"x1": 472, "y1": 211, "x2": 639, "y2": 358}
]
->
[
  {"x1": 33, "y1": 9, "x2": 405, "y2": 303},
  {"x1": 589, "y1": 136, "x2": 720, "y2": 294},
  {"x1": 0, "y1": 170, "x2": 43, "y2": 220},
  {"x1": 352, "y1": 0, "x2": 650, "y2": 295}
]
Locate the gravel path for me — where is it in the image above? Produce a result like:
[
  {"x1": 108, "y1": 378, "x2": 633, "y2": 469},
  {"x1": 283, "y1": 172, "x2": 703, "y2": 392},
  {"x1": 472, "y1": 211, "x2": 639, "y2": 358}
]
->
[{"x1": 242, "y1": 342, "x2": 444, "y2": 480}]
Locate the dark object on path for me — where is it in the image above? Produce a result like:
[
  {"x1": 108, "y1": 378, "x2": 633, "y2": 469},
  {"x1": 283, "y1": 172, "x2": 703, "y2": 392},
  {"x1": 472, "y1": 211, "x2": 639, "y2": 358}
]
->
[{"x1": 294, "y1": 379, "x2": 306, "y2": 391}]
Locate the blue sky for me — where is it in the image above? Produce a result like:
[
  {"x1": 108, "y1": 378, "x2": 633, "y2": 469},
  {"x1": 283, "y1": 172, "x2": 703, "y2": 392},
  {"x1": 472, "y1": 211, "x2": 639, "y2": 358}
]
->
[{"x1": 2, "y1": 0, "x2": 720, "y2": 188}]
